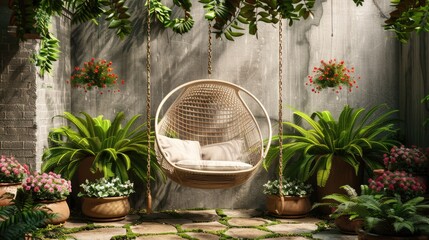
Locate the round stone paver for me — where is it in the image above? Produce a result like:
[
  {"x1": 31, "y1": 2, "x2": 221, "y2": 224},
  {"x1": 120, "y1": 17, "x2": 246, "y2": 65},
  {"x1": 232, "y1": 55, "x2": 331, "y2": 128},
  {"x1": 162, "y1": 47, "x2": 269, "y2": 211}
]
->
[
  {"x1": 63, "y1": 219, "x2": 90, "y2": 229},
  {"x1": 224, "y1": 227, "x2": 270, "y2": 239},
  {"x1": 186, "y1": 232, "x2": 219, "y2": 240},
  {"x1": 222, "y1": 209, "x2": 263, "y2": 218},
  {"x1": 131, "y1": 222, "x2": 177, "y2": 234},
  {"x1": 68, "y1": 227, "x2": 126, "y2": 240},
  {"x1": 275, "y1": 217, "x2": 322, "y2": 224},
  {"x1": 175, "y1": 209, "x2": 220, "y2": 222},
  {"x1": 156, "y1": 218, "x2": 193, "y2": 225},
  {"x1": 267, "y1": 223, "x2": 318, "y2": 234},
  {"x1": 181, "y1": 221, "x2": 227, "y2": 232},
  {"x1": 228, "y1": 217, "x2": 269, "y2": 227},
  {"x1": 136, "y1": 234, "x2": 184, "y2": 240},
  {"x1": 93, "y1": 215, "x2": 140, "y2": 227},
  {"x1": 313, "y1": 229, "x2": 358, "y2": 240}
]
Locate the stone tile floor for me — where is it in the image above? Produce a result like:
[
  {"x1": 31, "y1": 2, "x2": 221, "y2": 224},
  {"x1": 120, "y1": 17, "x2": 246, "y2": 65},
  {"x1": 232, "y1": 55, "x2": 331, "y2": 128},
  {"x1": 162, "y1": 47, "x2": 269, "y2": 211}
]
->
[{"x1": 43, "y1": 209, "x2": 357, "y2": 240}]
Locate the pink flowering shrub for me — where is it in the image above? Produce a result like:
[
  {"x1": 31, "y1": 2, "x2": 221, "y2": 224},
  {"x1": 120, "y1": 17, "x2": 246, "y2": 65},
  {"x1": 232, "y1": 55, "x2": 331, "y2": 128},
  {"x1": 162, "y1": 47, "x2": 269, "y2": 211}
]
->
[
  {"x1": 383, "y1": 145, "x2": 428, "y2": 174},
  {"x1": 0, "y1": 155, "x2": 29, "y2": 183},
  {"x1": 368, "y1": 170, "x2": 426, "y2": 201},
  {"x1": 22, "y1": 171, "x2": 71, "y2": 201}
]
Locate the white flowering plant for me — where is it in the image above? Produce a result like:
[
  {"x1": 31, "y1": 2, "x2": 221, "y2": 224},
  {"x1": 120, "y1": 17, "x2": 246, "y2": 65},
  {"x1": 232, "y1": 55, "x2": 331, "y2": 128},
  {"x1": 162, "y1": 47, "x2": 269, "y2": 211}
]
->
[
  {"x1": 78, "y1": 177, "x2": 134, "y2": 198},
  {"x1": 263, "y1": 178, "x2": 313, "y2": 197}
]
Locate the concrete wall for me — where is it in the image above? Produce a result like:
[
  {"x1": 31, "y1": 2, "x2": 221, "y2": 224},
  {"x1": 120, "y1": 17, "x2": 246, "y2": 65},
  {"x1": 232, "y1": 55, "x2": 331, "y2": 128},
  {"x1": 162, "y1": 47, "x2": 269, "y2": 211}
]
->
[
  {"x1": 0, "y1": 3, "x2": 38, "y2": 169},
  {"x1": 71, "y1": 1, "x2": 399, "y2": 210},
  {"x1": 35, "y1": 13, "x2": 72, "y2": 170}
]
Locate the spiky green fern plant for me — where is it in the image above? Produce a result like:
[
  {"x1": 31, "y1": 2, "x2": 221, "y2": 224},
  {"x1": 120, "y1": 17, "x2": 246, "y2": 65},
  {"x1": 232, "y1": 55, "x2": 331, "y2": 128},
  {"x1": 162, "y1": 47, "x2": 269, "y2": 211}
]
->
[
  {"x1": 41, "y1": 111, "x2": 164, "y2": 185},
  {"x1": 264, "y1": 104, "x2": 399, "y2": 187},
  {"x1": 0, "y1": 189, "x2": 53, "y2": 240}
]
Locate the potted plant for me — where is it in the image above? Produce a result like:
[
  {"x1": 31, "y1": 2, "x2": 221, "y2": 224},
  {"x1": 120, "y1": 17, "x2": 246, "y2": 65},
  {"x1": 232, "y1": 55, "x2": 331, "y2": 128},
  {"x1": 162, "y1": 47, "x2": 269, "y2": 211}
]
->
[
  {"x1": 0, "y1": 188, "x2": 54, "y2": 240},
  {"x1": 368, "y1": 170, "x2": 426, "y2": 201},
  {"x1": 0, "y1": 155, "x2": 29, "y2": 206},
  {"x1": 305, "y1": 59, "x2": 360, "y2": 94},
  {"x1": 380, "y1": 145, "x2": 429, "y2": 189},
  {"x1": 69, "y1": 58, "x2": 125, "y2": 94},
  {"x1": 78, "y1": 177, "x2": 134, "y2": 222},
  {"x1": 354, "y1": 194, "x2": 429, "y2": 239},
  {"x1": 313, "y1": 185, "x2": 369, "y2": 234},
  {"x1": 263, "y1": 178, "x2": 313, "y2": 218},
  {"x1": 264, "y1": 104, "x2": 398, "y2": 205},
  {"x1": 41, "y1": 111, "x2": 163, "y2": 201},
  {"x1": 22, "y1": 171, "x2": 72, "y2": 225}
]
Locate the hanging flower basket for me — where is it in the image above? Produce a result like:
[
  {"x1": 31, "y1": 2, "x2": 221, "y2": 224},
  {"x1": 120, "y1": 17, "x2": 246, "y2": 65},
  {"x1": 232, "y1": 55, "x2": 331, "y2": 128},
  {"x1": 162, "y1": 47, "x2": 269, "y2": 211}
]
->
[
  {"x1": 69, "y1": 58, "x2": 124, "y2": 94},
  {"x1": 306, "y1": 59, "x2": 360, "y2": 94}
]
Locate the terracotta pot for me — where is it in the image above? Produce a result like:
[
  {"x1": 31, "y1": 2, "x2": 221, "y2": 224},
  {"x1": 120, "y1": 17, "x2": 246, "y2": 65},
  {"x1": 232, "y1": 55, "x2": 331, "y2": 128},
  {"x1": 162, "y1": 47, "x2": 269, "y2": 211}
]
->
[
  {"x1": 69, "y1": 156, "x2": 102, "y2": 209},
  {"x1": 334, "y1": 215, "x2": 364, "y2": 234},
  {"x1": 266, "y1": 195, "x2": 311, "y2": 218},
  {"x1": 38, "y1": 199, "x2": 70, "y2": 225},
  {"x1": 0, "y1": 182, "x2": 21, "y2": 206},
  {"x1": 81, "y1": 196, "x2": 130, "y2": 222},
  {"x1": 357, "y1": 229, "x2": 429, "y2": 240},
  {"x1": 313, "y1": 155, "x2": 363, "y2": 214}
]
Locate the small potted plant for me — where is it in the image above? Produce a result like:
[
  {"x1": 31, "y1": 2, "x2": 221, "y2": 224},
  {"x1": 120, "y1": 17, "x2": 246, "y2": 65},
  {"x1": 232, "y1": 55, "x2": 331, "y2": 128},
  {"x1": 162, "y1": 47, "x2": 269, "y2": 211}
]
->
[
  {"x1": 305, "y1": 59, "x2": 360, "y2": 94},
  {"x1": 355, "y1": 194, "x2": 429, "y2": 239},
  {"x1": 22, "y1": 171, "x2": 72, "y2": 224},
  {"x1": 313, "y1": 185, "x2": 368, "y2": 234},
  {"x1": 69, "y1": 58, "x2": 124, "y2": 94},
  {"x1": 368, "y1": 170, "x2": 426, "y2": 201},
  {"x1": 263, "y1": 178, "x2": 313, "y2": 218},
  {"x1": 0, "y1": 155, "x2": 29, "y2": 206},
  {"x1": 78, "y1": 177, "x2": 134, "y2": 222}
]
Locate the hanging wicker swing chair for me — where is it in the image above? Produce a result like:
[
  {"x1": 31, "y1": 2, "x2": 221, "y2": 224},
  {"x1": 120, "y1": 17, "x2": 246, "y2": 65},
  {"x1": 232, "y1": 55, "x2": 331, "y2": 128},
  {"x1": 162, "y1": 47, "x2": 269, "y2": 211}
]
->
[{"x1": 154, "y1": 79, "x2": 272, "y2": 189}]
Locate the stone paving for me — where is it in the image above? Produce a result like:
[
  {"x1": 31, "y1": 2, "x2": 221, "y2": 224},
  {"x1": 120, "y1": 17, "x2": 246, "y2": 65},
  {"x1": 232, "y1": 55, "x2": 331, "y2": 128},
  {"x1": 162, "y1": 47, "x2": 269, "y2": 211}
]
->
[{"x1": 44, "y1": 209, "x2": 358, "y2": 239}]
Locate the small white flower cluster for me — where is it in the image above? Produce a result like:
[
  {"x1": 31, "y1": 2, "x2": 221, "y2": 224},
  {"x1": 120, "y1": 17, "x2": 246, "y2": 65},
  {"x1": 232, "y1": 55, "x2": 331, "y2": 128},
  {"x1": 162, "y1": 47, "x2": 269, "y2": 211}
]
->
[
  {"x1": 78, "y1": 177, "x2": 135, "y2": 198},
  {"x1": 263, "y1": 178, "x2": 313, "y2": 197}
]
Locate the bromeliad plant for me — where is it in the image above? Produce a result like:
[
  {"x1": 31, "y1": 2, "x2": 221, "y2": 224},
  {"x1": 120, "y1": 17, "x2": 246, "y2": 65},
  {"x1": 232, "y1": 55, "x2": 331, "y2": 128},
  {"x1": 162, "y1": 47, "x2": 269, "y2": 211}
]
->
[
  {"x1": 78, "y1": 177, "x2": 134, "y2": 198},
  {"x1": 264, "y1": 104, "x2": 399, "y2": 187},
  {"x1": 41, "y1": 111, "x2": 164, "y2": 185}
]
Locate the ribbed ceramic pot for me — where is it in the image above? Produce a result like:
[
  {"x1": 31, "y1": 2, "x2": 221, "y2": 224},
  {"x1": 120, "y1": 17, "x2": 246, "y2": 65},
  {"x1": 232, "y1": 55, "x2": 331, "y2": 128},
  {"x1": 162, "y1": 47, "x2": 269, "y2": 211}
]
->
[
  {"x1": 81, "y1": 196, "x2": 130, "y2": 222},
  {"x1": 38, "y1": 199, "x2": 70, "y2": 225},
  {"x1": 0, "y1": 182, "x2": 21, "y2": 206},
  {"x1": 266, "y1": 195, "x2": 311, "y2": 218}
]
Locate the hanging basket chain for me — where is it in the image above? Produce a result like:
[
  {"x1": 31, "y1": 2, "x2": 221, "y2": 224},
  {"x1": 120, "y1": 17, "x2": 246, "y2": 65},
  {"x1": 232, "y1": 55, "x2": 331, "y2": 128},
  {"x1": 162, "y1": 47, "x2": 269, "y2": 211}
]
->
[
  {"x1": 278, "y1": 19, "x2": 284, "y2": 196},
  {"x1": 208, "y1": 22, "x2": 213, "y2": 78},
  {"x1": 146, "y1": 0, "x2": 152, "y2": 214}
]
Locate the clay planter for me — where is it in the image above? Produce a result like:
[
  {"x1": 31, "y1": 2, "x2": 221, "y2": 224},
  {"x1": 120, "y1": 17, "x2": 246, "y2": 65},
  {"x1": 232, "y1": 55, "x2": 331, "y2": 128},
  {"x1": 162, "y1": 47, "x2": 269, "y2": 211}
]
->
[
  {"x1": 38, "y1": 199, "x2": 70, "y2": 225},
  {"x1": 313, "y1": 155, "x2": 363, "y2": 214},
  {"x1": 0, "y1": 182, "x2": 21, "y2": 206},
  {"x1": 81, "y1": 196, "x2": 130, "y2": 222},
  {"x1": 334, "y1": 215, "x2": 364, "y2": 234},
  {"x1": 266, "y1": 195, "x2": 311, "y2": 218}
]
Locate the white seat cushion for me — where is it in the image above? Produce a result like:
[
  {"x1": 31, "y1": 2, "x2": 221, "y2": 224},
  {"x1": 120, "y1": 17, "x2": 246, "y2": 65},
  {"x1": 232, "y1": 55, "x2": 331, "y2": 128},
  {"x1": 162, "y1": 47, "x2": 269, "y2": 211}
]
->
[
  {"x1": 176, "y1": 160, "x2": 252, "y2": 171},
  {"x1": 201, "y1": 139, "x2": 246, "y2": 161},
  {"x1": 157, "y1": 135, "x2": 201, "y2": 163}
]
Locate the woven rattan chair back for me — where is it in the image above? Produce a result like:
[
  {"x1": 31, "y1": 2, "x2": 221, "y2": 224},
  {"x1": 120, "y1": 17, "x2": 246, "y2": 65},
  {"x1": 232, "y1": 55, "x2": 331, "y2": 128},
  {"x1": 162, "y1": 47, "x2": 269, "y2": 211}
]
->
[{"x1": 155, "y1": 79, "x2": 271, "y2": 189}]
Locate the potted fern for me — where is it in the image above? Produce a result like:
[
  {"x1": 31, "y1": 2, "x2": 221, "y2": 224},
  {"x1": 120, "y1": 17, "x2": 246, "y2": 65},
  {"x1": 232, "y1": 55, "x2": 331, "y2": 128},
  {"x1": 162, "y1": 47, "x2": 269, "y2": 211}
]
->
[
  {"x1": 41, "y1": 111, "x2": 163, "y2": 203},
  {"x1": 264, "y1": 104, "x2": 398, "y2": 206}
]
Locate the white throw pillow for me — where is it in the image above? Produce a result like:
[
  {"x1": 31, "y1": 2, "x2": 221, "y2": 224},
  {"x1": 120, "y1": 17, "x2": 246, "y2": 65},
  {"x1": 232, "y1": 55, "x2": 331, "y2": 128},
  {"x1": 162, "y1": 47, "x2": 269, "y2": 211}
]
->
[
  {"x1": 201, "y1": 139, "x2": 245, "y2": 161},
  {"x1": 176, "y1": 160, "x2": 252, "y2": 171},
  {"x1": 157, "y1": 135, "x2": 201, "y2": 163}
]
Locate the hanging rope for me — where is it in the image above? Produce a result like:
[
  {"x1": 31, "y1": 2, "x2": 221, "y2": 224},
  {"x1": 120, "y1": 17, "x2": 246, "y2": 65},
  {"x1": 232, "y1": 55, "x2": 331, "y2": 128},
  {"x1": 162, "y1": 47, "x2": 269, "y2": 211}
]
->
[
  {"x1": 207, "y1": 22, "x2": 213, "y2": 78},
  {"x1": 146, "y1": 0, "x2": 152, "y2": 214},
  {"x1": 277, "y1": 18, "x2": 284, "y2": 214}
]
